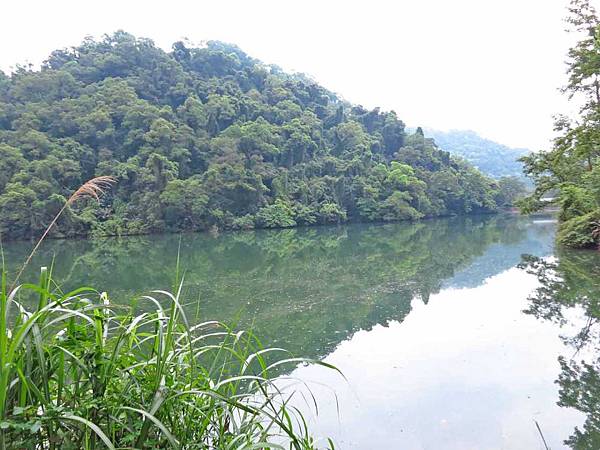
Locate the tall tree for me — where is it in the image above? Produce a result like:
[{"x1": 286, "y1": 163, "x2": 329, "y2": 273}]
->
[{"x1": 520, "y1": 0, "x2": 600, "y2": 248}]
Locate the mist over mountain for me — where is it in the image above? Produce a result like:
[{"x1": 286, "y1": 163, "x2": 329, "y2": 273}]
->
[{"x1": 422, "y1": 128, "x2": 530, "y2": 180}]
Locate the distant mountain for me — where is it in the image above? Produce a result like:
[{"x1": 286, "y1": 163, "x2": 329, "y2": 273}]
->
[{"x1": 422, "y1": 129, "x2": 530, "y2": 180}]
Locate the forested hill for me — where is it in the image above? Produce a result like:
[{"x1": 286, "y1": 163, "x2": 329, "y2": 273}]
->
[
  {"x1": 0, "y1": 32, "x2": 503, "y2": 240},
  {"x1": 423, "y1": 129, "x2": 530, "y2": 179}
]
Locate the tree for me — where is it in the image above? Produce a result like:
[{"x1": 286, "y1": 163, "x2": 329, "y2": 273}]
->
[
  {"x1": 494, "y1": 176, "x2": 528, "y2": 207},
  {"x1": 160, "y1": 177, "x2": 208, "y2": 229},
  {"x1": 519, "y1": 0, "x2": 600, "y2": 247}
]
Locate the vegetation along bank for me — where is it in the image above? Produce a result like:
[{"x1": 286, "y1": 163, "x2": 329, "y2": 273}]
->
[{"x1": 0, "y1": 33, "x2": 521, "y2": 241}]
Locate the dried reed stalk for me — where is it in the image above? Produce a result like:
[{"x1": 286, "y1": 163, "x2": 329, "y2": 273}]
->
[{"x1": 10, "y1": 176, "x2": 116, "y2": 291}]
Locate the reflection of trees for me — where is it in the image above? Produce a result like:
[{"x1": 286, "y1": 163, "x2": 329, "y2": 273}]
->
[
  {"x1": 521, "y1": 249, "x2": 600, "y2": 448},
  {"x1": 6, "y1": 214, "x2": 527, "y2": 360},
  {"x1": 557, "y1": 358, "x2": 600, "y2": 449}
]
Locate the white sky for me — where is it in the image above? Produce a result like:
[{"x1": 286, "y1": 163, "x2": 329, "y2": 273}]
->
[{"x1": 0, "y1": 0, "x2": 592, "y2": 150}]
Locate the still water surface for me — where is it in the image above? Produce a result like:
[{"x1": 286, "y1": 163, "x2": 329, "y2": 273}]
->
[{"x1": 4, "y1": 213, "x2": 600, "y2": 449}]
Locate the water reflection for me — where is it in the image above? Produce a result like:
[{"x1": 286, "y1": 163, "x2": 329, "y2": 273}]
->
[
  {"x1": 521, "y1": 249, "x2": 600, "y2": 448},
  {"x1": 4, "y1": 214, "x2": 552, "y2": 361},
  {"x1": 4, "y1": 213, "x2": 579, "y2": 448},
  {"x1": 286, "y1": 268, "x2": 584, "y2": 449}
]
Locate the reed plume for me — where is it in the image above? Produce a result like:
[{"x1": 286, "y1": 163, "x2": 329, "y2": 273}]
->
[{"x1": 10, "y1": 176, "x2": 116, "y2": 291}]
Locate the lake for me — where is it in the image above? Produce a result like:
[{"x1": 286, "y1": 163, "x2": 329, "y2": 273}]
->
[{"x1": 4, "y1": 213, "x2": 599, "y2": 449}]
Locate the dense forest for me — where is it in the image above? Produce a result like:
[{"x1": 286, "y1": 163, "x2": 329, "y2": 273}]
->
[
  {"x1": 0, "y1": 32, "x2": 509, "y2": 240},
  {"x1": 520, "y1": 0, "x2": 600, "y2": 248},
  {"x1": 423, "y1": 128, "x2": 530, "y2": 180}
]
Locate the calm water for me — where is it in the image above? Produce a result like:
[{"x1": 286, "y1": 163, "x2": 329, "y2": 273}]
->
[{"x1": 4, "y1": 213, "x2": 600, "y2": 449}]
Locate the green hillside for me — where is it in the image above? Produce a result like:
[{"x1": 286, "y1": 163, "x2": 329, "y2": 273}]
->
[{"x1": 0, "y1": 32, "x2": 503, "y2": 240}]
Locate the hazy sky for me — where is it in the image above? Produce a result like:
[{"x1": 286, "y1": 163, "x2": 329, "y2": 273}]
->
[{"x1": 0, "y1": 0, "x2": 591, "y2": 150}]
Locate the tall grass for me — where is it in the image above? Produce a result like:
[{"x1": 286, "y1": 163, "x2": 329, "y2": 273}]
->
[
  {"x1": 0, "y1": 177, "x2": 337, "y2": 448},
  {"x1": 0, "y1": 266, "x2": 337, "y2": 449}
]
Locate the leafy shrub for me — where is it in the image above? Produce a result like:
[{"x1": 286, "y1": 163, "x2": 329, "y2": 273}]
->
[
  {"x1": 557, "y1": 210, "x2": 600, "y2": 248},
  {"x1": 257, "y1": 199, "x2": 297, "y2": 228},
  {"x1": 232, "y1": 214, "x2": 256, "y2": 230}
]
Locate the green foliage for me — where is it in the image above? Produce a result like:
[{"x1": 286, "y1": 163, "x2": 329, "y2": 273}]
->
[
  {"x1": 519, "y1": 0, "x2": 600, "y2": 247},
  {"x1": 231, "y1": 214, "x2": 256, "y2": 230},
  {"x1": 0, "y1": 267, "x2": 336, "y2": 449},
  {"x1": 380, "y1": 191, "x2": 423, "y2": 221},
  {"x1": 257, "y1": 199, "x2": 296, "y2": 228},
  {"x1": 494, "y1": 176, "x2": 528, "y2": 207},
  {"x1": 557, "y1": 210, "x2": 600, "y2": 248},
  {"x1": 558, "y1": 183, "x2": 596, "y2": 222},
  {"x1": 0, "y1": 32, "x2": 501, "y2": 240},
  {"x1": 318, "y1": 202, "x2": 347, "y2": 224},
  {"x1": 159, "y1": 177, "x2": 208, "y2": 229}
]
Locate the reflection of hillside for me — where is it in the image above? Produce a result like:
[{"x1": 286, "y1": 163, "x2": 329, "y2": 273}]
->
[
  {"x1": 6, "y1": 214, "x2": 532, "y2": 360},
  {"x1": 521, "y1": 249, "x2": 600, "y2": 448},
  {"x1": 445, "y1": 218, "x2": 556, "y2": 289}
]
